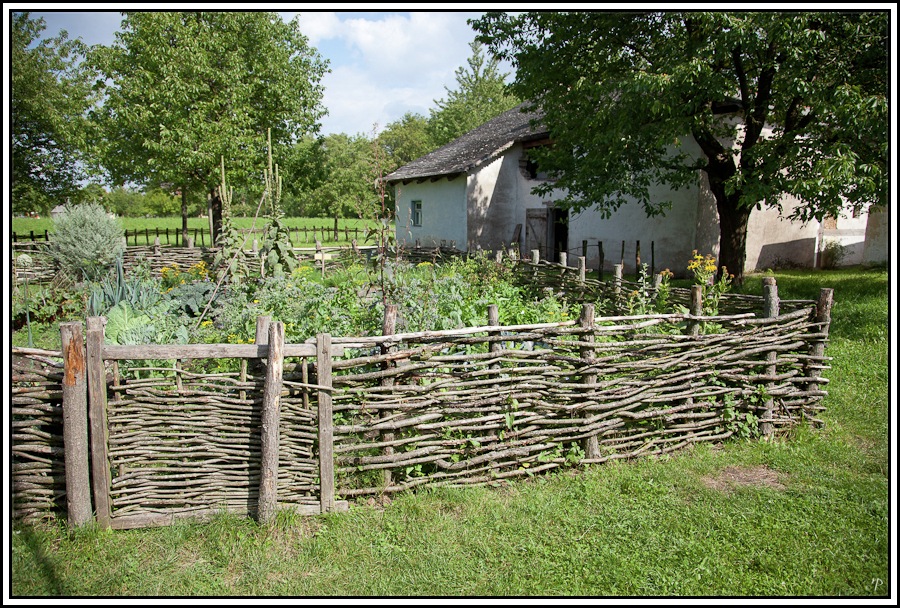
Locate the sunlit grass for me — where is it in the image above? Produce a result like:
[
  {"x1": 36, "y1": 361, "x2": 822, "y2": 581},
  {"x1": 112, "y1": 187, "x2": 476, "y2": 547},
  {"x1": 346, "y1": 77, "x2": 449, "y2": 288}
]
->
[{"x1": 11, "y1": 267, "x2": 889, "y2": 597}]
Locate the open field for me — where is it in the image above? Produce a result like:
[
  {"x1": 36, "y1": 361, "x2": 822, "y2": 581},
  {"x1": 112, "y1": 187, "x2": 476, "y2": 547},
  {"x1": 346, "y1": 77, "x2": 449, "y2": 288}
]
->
[
  {"x1": 8, "y1": 267, "x2": 891, "y2": 597},
  {"x1": 12, "y1": 216, "x2": 382, "y2": 247}
]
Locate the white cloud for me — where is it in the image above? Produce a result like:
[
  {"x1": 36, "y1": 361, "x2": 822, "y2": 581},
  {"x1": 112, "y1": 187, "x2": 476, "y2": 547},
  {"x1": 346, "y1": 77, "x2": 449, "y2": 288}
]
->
[
  {"x1": 293, "y1": 11, "x2": 490, "y2": 136},
  {"x1": 283, "y1": 11, "x2": 341, "y2": 46}
]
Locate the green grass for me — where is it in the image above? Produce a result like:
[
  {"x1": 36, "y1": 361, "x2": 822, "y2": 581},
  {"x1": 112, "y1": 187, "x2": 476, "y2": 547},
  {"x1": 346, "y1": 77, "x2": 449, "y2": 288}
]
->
[
  {"x1": 9, "y1": 268, "x2": 890, "y2": 597},
  {"x1": 12, "y1": 216, "x2": 381, "y2": 247}
]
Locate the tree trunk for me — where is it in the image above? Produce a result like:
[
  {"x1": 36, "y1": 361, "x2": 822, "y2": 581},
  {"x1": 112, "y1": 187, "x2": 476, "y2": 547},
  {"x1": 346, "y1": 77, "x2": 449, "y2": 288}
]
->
[
  {"x1": 181, "y1": 188, "x2": 188, "y2": 245},
  {"x1": 716, "y1": 197, "x2": 752, "y2": 286},
  {"x1": 702, "y1": 161, "x2": 751, "y2": 286},
  {"x1": 209, "y1": 188, "x2": 223, "y2": 246}
]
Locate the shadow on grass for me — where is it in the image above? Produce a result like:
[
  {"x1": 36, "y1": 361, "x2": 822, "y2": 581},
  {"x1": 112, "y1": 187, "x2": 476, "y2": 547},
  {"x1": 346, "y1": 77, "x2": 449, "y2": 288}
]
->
[{"x1": 16, "y1": 523, "x2": 69, "y2": 596}]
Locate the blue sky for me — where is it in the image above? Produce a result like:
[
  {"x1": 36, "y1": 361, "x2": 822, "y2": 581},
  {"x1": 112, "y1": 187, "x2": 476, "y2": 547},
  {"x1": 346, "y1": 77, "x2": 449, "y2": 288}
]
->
[{"x1": 19, "y1": 8, "x2": 506, "y2": 137}]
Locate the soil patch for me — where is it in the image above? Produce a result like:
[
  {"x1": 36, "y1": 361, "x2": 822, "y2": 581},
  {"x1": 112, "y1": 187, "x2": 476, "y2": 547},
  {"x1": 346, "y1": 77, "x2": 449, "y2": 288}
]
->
[{"x1": 702, "y1": 465, "x2": 786, "y2": 493}]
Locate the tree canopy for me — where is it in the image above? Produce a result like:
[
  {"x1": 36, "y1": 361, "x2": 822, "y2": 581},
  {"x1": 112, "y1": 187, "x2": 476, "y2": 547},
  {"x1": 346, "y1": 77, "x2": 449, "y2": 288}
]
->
[
  {"x1": 11, "y1": 12, "x2": 98, "y2": 214},
  {"x1": 88, "y1": 11, "x2": 328, "y2": 238},
  {"x1": 427, "y1": 41, "x2": 521, "y2": 148},
  {"x1": 472, "y1": 11, "x2": 888, "y2": 282}
]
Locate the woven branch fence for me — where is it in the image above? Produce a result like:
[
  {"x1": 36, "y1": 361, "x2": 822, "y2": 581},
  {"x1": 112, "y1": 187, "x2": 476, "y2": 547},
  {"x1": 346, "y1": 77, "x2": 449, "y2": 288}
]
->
[{"x1": 11, "y1": 270, "x2": 834, "y2": 530}]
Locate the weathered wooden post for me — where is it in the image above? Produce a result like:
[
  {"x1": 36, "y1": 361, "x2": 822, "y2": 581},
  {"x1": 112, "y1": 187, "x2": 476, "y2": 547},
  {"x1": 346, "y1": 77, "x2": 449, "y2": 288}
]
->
[
  {"x1": 186, "y1": 236, "x2": 194, "y2": 249},
  {"x1": 153, "y1": 237, "x2": 161, "y2": 256},
  {"x1": 759, "y1": 277, "x2": 780, "y2": 439},
  {"x1": 559, "y1": 251, "x2": 568, "y2": 268},
  {"x1": 86, "y1": 316, "x2": 111, "y2": 528},
  {"x1": 582, "y1": 240, "x2": 588, "y2": 261},
  {"x1": 531, "y1": 249, "x2": 540, "y2": 265},
  {"x1": 650, "y1": 241, "x2": 655, "y2": 277},
  {"x1": 316, "y1": 239, "x2": 325, "y2": 279},
  {"x1": 488, "y1": 303, "x2": 502, "y2": 395},
  {"x1": 635, "y1": 240, "x2": 641, "y2": 276},
  {"x1": 806, "y1": 288, "x2": 834, "y2": 408},
  {"x1": 258, "y1": 321, "x2": 285, "y2": 524},
  {"x1": 380, "y1": 305, "x2": 398, "y2": 488},
  {"x1": 688, "y1": 284, "x2": 703, "y2": 337},
  {"x1": 598, "y1": 241, "x2": 605, "y2": 281},
  {"x1": 317, "y1": 333, "x2": 335, "y2": 513},
  {"x1": 579, "y1": 304, "x2": 600, "y2": 460},
  {"x1": 578, "y1": 256, "x2": 587, "y2": 284},
  {"x1": 60, "y1": 322, "x2": 92, "y2": 527},
  {"x1": 613, "y1": 263, "x2": 623, "y2": 295}
]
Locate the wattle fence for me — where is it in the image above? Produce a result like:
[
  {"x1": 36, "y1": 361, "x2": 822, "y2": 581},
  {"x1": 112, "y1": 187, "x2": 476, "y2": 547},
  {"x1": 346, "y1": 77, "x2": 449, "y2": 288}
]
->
[{"x1": 11, "y1": 267, "x2": 834, "y2": 529}]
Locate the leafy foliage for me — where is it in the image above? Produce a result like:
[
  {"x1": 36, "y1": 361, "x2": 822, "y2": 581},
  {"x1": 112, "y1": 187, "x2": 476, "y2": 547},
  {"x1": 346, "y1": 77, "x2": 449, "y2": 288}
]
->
[
  {"x1": 11, "y1": 12, "x2": 98, "y2": 214},
  {"x1": 48, "y1": 203, "x2": 125, "y2": 280},
  {"x1": 88, "y1": 258, "x2": 162, "y2": 316},
  {"x1": 88, "y1": 11, "x2": 328, "y2": 226},
  {"x1": 427, "y1": 41, "x2": 521, "y2": 147},
  {"x1": 258, "y1": 133, "x2": 300, "y2": 278},
  {"x1": 472, "y1": 12, "x2": 888, "y2": 283}
]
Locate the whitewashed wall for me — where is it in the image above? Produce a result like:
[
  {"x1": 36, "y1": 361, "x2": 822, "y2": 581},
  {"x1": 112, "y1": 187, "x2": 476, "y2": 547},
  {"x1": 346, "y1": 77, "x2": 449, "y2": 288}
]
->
[
  {"x1": 395, "y1": 138, "x2": 881, "y2": 274},
  {"x1": 394, "y1": 178, "x2": 467, "y2": 249}
]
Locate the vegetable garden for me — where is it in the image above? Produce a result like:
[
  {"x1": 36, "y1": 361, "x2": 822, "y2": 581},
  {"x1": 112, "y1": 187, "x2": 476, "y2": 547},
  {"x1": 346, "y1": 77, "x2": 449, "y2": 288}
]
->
[{"x1": 11, "y1": 231, "x2": 835, "y2": 530}]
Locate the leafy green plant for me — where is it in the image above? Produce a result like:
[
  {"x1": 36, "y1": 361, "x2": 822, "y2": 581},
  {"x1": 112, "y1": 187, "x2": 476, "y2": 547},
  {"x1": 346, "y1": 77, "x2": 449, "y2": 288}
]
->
[
  {"x1": 258, "y1": 130, "x2": 299, "y2": 278},
  {"x1": 687, "y1": 251, "x2": 733, "y2": 316},
  {"x1": 88, "y1": 257, "x2": 162, "y2": 316},
  {"x1": 48, "y1": 202, "x2": 125, "y2": 280},
  {"x1": 212, "y1": 156, "x2": 254, "y2": 285},
  {"x1": 104, "y1": 301, "x2": 155, "y2": 345}
]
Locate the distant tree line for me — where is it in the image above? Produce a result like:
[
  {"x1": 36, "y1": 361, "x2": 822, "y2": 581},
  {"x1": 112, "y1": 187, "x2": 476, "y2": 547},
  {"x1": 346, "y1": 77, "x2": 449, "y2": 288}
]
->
[{"x1": 12, "y1": 11, "x2": 519, "y2": 236}]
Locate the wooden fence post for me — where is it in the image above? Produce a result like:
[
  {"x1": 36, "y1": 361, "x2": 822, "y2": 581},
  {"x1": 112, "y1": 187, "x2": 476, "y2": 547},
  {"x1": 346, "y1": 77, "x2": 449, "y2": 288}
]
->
[
  {"x1": 317, "y1": 333, "x2": 335, "y2": 513},
  {"x1": 578, "y1": 256, "x2": 586, "y2": 283},
  {"x1": 487, "y1": 303, "x2": 503, "y2": 372},
  {"x1": 760, "y1": 277, "x2": 780, "y2": 439},
  {"x1": 531, "y1": 249, "x2": 540, "y2": 265},
  {"x1": 258, "y1": 321, "x2": 285, "y2": 524},
  {"x1": 613, "y1": 263, "x2": 623, "y2": 295},
  {"x1": 251, "y1": 316, "x2": 271, "y2": 377},
  {"x1": 579, "y1": 304, "x2": 600, "y2": 460},
  {"x1": 380, "y1": 305, "x2": 398, "y2": 488},
  {"x1": 60, "y1": 322, "x2": 92, "y2": 527},
  {"x1": 807, "y1": 288, "x2": 834, "y2": 403},
  {"x1": 635, "y1": 240, "x2": 641, "y2": 276},
  {"x1": 650, "y1": 241, "x2": 655, "y2": 277},
  {"x1": 598, "y1": 241, "x2": 605, "y2": 281},
  {"x1": 688, "y1": 284, "x2": 703, "y2": 337},
  {"x1": 86, "y1": 316, "x2": 111, "y2": 528},
  {"x1": 559, "y1": 251, "x2": 568, "y2": 268},
  {"x1": 316, "y1": 239, "x2": 324, "y2": 279}
]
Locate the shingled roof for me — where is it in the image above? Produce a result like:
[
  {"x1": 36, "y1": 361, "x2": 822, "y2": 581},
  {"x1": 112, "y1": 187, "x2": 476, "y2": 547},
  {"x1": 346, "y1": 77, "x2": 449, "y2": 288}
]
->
[{"x1": 384, "y1": 103, "x2": 547, "y2": 184}]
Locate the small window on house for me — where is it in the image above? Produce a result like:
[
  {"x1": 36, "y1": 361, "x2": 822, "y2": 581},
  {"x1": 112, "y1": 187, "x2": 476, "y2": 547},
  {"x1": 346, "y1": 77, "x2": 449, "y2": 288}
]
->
[{"x1": 411, "y1": 200, "x2": 422, "y2": 227}]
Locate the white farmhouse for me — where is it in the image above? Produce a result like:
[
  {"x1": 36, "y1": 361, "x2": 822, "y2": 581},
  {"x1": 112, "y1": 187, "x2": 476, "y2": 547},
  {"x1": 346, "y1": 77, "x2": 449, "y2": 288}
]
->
[{"x1": 385, "y1": 104, "x2": 885, "y2": 275}]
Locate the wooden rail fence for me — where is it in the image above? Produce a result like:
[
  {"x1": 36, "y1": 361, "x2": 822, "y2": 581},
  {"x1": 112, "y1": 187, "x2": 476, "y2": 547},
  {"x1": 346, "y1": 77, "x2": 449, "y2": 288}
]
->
[{"x1": 12, "y1": 277, "x2": 834, "y2": 530}]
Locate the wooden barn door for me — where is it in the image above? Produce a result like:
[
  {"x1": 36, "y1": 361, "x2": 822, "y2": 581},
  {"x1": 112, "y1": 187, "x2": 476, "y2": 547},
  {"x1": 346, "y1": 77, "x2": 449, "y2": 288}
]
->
[{"x1": 525, "y1": 208, "x2": 548, "y2": 259}]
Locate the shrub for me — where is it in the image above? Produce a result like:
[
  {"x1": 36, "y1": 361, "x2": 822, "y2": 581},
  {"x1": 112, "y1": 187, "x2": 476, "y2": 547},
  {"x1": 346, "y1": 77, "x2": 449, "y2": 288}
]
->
[{"x1": 49, "y1": 203, "x2": 125, "y2": 280}]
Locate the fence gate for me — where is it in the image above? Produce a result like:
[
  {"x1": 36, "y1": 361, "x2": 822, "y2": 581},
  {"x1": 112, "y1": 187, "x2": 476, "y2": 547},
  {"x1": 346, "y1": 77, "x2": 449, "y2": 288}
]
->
[{"x1": 78, "y1": 317, "x2": 346, "y2": 530}]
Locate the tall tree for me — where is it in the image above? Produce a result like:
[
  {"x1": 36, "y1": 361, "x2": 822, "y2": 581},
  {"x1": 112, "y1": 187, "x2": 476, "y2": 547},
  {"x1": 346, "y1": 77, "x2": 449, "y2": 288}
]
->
[
  {"x1": 88, "y1": 11, "x2": 328, "y2": 242},
  {"x1": 427, "y1": 41, "x2": 521, "y2": 147},
  {"x1": 377, "y1": 112, "x2": 436, "y2": 172},
  {"x1": 11, "y1": 12, "x2": 97, "y2": 214},
  {"x1": 302, "y1": 133, "x2": 376, "y2": 230},
  {"x1": 473, "y1": 12, "x2": 888, "y2": 283}
]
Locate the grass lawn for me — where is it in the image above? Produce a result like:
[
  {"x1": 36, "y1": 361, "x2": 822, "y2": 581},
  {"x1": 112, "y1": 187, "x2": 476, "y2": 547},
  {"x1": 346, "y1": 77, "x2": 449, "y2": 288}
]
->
[
  {"x1": 12, "y1": 216, "x2": 381, "y2": 248},
  {"x1": 8, "y1": 267, "x2": 891, "y2": 597}
]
